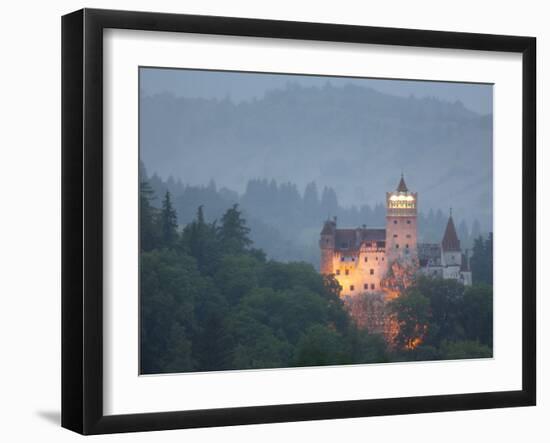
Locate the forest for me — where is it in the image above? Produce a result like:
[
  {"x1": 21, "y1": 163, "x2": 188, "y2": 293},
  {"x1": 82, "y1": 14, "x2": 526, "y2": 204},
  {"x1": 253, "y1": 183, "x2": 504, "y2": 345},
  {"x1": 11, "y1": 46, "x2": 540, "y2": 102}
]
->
[
  {"x1": 142, "y1": 165, "x2": 489, "y2": 269},
  {"x1": 140, "y1": 180, "x2": 493, "y2": 374}
]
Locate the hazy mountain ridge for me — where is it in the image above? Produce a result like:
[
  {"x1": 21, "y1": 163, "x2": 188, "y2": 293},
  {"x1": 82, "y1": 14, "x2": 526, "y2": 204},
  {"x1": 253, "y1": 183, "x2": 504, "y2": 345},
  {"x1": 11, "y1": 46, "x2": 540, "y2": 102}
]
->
[{"x1": 140, "y1": 82, "x2": 492, "y2": 230}]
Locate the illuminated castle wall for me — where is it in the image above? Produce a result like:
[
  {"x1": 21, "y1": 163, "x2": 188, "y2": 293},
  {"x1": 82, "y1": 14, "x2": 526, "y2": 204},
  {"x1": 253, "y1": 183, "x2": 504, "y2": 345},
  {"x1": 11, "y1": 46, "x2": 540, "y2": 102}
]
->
[
  {"x1": 320, "y1": 175, "x2": 418, "y2": 298},
  {"x1": 320, "y1": 175, "x2": 471, "y2": 302}
]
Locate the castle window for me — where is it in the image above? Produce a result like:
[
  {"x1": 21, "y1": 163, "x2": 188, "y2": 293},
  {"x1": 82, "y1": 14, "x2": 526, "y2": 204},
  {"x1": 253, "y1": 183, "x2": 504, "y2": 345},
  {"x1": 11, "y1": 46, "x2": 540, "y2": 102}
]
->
[
  {"x1": 382, "y1": 257, "x2": 385, "y2": 261},
  {"x1": 345, "y1": 269, "x2": 349, "y2": 276},
  {"x1": 364, "y1": 257, "x2": 368, "y2": 262},
  {"x1": 364, "y1": 283, "x2": 368, "y2": 290},
  {"x1": 350, "y1": 285, "x2": 354, "y2": 291},
  {"x1": 375, "y1": 256, "x2": 378, "y2": 261},
  {"x1": 341, "y1": 257, "x2": 344, "y2": 262},
  {"x1": 406, "y1": 244, "x2": 409, "y2": 249},
  {"x1": 407, "y1": 220, "x2": 411, "y2": 224},
  {"x1": 371, "y1": 284, "x2": 375, "y2": 290},
  {"x1": 406, "y1": 234, "x2": 411, "y2": 238},
  {"x1": 336, "y1": 269, "x2": 340, "y2": 275},
  {"x1": 326, "y1": 239, "x2": 329, "y2": 244},
  {"x1": 370, "y1": 269, "x2": 374, "y2": 275},
  {"x1": 352, "y1": 257, "x2": 355, "y2": 261},
  {"x1": 395, "y1": 244, "x2": 399, "y2": 249},
  {"x1": 393, "y1": 220, "x2": 398, "y2": 224},
  {"x1": 393, "y1": 234, "x2": 398, "y2": 238}
]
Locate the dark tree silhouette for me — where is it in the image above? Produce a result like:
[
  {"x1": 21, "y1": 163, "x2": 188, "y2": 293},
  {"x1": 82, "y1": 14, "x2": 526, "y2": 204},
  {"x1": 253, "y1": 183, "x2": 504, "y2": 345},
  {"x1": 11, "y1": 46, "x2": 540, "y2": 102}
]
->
[
  {"x1": 160, "y1": 191, "x2": 178, "y2": 248},
  {"x1": 218, "y1": 204, "x2": 252, "y2": 253},
  {"x1": 470, "y1": 233, "x2": 493, "y2": 285}
]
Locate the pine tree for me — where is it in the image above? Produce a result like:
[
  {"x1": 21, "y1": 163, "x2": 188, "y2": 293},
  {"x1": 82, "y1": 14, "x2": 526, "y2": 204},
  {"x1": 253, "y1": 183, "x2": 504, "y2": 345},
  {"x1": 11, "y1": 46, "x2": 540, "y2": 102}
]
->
[
  {"x1": 470, "y1": 233, "x2": 493, "y2": 285},
  {"x1": 218, "y1": 204, "x2": 252, "y2": 254},
  {"x1": 179, "y1": 205, "x2": 223, "y2": 276},
  {"x1": 303, "y1": 182, "x2": 320, "y2": 222},
  {"x1": 160, "y1": 191, "x2": 178, "y2": 248},
  {"x1": 140, "y1": 179, "x2": 159, "y2": 252},
  {"x1": 320, "y1": 186, "x2": 338, "y2": 217}
]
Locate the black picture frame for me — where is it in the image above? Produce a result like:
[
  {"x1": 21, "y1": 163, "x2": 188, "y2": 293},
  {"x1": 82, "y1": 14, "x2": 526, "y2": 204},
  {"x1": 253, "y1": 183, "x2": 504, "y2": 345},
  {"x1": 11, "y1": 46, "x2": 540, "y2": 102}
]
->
[{"x1": 61, "y1": 8, "x2": 536, "y2": 435}]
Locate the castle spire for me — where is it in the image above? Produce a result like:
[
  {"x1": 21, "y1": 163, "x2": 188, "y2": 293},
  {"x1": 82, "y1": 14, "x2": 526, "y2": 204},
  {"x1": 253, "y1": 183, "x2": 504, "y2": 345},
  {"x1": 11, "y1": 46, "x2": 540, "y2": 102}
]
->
[
  {"x1": 396, "y1": 173, "x2": 408, "y2": 193},
  {"x1": 442, "y1": 212, "x2": 461, "y2": 251}
]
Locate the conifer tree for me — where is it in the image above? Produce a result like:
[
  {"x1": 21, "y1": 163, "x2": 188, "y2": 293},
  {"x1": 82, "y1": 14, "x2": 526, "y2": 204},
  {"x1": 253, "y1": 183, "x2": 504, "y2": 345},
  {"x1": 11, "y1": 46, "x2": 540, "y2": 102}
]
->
[
  {"x1": 160, "y1": 191, "x2": 178, "y2": 248},
  {"x1": 139, "y1": 179, "x2": 159, "y2": 252},
  {"x1": 470, "y1": 233, "x2": 493, "y2": 285},
  {"x1": 218, "y1": 204, "x2": 252, "y2": 254},
  {"x1": 181, "y1": 205, "x2": 220, "y2": 274}
]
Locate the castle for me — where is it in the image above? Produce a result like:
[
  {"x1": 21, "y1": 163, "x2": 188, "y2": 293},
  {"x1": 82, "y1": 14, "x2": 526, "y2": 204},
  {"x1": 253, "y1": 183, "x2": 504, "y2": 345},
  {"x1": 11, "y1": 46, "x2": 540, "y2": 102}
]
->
[{"x1": 319, "y1": 175, "x2": 472, "y2": 302}]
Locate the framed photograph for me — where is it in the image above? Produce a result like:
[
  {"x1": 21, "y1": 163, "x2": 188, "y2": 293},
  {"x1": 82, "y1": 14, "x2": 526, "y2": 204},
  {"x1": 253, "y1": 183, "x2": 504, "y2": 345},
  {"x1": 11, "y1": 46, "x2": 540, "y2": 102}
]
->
[{"x1": 61, "y1": 8, "x2": 536, "y2": 435}]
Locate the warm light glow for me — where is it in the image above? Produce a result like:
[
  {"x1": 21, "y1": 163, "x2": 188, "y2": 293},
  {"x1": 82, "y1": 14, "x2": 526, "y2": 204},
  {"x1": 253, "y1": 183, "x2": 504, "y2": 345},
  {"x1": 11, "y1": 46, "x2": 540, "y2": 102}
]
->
[
  {"x1": 389, "y1": 195, "x2": 414, "y2": 202},
  {"x1": 405, "y1": 337, "x2": 423, "y2": 350},
  {"x1": 388, "y1": 193, "x2": 416, "y2": 210}
]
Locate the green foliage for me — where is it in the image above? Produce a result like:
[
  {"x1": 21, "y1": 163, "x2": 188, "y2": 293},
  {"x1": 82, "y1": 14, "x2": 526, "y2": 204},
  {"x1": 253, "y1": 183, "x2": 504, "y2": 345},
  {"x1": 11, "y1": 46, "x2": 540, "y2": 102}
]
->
[
  {"x1": 389, "y1": 276, "x2": 493, "y2": 361},
  {"x1": 140, "y1": 176, "x2": 493, "y2": 372},
  {"x1": 293, "y1": 325, "x2": 350, "y2": 367},
  {"x1": 140, "y1": 193, "x2": 375, "y2": 373},
  {"x1": 440, "y1": 340, "x2": 492, "y2": 359},
  {"x1": 160, "y1": 191, "x2": 178, "y2": 248},
  {"x1": 349, "y1": 329, "x2": 389, "y2": 364},
  {"x1": 140, "y1": 249, "x2": 201, "y2": 373},
  {"x1": 461, "y1": 284, "x2": 493, "y2": 347},
  {"x1": 470, "y1": 233, "x2": 493, "y2": 285},
  {"x1": 415, "y1": 277, "x2": 466, "y2": 346},
  {"x1": 389, "y1": 289, "x2": 430, "y2": 350},
  {"x1": 214, "y1": 255, "x2": 261, "y2": 304},
  {"x1": 218, "y1": 204, "x2": 252, "y2": 254},
  {"x1": 180, "y1": 205, "x2": 220, "y2": 275},
  {"x1": 139, "y1": 180, "x2": 160, "y2": 252}
]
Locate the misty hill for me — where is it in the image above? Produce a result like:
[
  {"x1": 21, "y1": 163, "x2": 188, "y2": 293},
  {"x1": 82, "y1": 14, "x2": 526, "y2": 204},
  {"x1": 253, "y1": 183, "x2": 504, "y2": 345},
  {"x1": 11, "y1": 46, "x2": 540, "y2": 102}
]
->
[
  {"x1": 140, "y1": 82, "x2": 493, "y2": 231},
  {"x1": 144, "y1": 171, "x2": 485, "y2": 269}
]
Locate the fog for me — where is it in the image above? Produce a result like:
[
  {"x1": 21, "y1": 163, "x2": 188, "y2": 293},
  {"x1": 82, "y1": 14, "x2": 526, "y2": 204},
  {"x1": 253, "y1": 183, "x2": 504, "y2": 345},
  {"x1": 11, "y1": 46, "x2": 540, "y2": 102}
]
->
[{"x1": 140, "y1": 68, "x2": 493, "y2": 233}]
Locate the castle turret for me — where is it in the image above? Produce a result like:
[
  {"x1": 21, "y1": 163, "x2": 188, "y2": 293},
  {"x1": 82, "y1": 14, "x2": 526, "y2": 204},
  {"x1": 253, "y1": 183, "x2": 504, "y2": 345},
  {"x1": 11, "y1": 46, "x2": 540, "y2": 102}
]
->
[
  {"x1": 385, "y1": 174, "x2": 418, "y2": 263},
  {"x1": 441, "y1": 210, "x2": 461, "y2": 267},
  {"x1": 320, "y1": 217, "x2": 336, "y2": 274}
]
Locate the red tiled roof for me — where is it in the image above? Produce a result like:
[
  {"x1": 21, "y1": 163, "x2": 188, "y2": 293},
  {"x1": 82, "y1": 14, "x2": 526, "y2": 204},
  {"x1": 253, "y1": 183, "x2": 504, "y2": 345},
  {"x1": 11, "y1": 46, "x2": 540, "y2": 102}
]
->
[
  {"x1": 361, "y1": 228, "x2": 386, "y2": 242},
  {"x1": 334, "y1": 228, "x2": 386, "y2": 250},
  {"x1": 442, "y1": 216, "x2": 461, "y2": 251},
  {"x1": 335, "y1": 229, "x2": 357, "y2": 248},
  {"x1": 397, "y1": 175, "x2": 408, "y2": 192}
]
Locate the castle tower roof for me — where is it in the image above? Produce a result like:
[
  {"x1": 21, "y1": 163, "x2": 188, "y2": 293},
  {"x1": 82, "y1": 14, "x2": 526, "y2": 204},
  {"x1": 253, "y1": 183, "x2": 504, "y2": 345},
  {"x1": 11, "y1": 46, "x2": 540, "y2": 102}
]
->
[
  {"x1": 396, "y1": 174, "x2": 408, "y2": 192},
  {"x1": 321, "y1": 219, "x2": 336, "y2": 235},
  {"x1": 442, "y1": 213, "x2": 461, "y2": 252}
]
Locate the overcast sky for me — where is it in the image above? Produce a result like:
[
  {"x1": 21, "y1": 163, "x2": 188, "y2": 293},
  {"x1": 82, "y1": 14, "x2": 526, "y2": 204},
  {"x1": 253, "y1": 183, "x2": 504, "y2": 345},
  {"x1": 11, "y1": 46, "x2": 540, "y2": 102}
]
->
[{"x1": 140, "y1": 68, "x2": 493, "y2": 115}]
